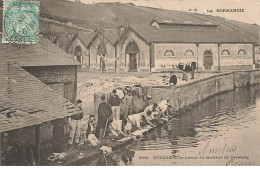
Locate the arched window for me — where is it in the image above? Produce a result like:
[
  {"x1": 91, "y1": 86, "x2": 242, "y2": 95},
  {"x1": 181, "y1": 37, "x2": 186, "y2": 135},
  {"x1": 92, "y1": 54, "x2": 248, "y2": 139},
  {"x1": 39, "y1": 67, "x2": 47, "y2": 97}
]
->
[
  {"x1": 221, "y1": 49, "x2": 230, "y2": 56},
  {"x1": 74, "y1": 46, "x2": 82, "y2": 63},
  {"x1": 204, "y1": 49, "x2": 213, "y2": 56},
  {"x1": 163, "y1": 49, "x2": 175, "y2": 57},
  {"x1": 238, "y1": 49, "x2": 246, "y2": 56},
  {"x1": 184, "y1": 49, "x2": 194, "y2": 57},
  {"x1": 126, "y1": 41, "x2": 139, "y2": 54}
]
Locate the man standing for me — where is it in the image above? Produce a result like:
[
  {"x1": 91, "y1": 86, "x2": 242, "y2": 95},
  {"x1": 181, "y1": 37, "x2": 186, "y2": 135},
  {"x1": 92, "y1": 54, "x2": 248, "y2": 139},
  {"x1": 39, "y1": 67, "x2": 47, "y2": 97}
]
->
[
  {"x1": 182, "y1": 70, "x2": 189, "y2": 81},
  {"x1": 191, "y1": 62, "x2": 196, "y2": 80},
  {"x1": 169, "y1": 72, "x2": 177, "y2": 86},
  {"x1": 124, "y1": 91, "x2": 134, "y2": 118},
  {"x1": 96, "y1": 95, "x2": 112, "y2": 141},
  {"x1": 100, "y1": 55, "x2": 105, "y2": 72},
  {"x1": 68, "y1": 99, "x2": 83, "y2": 146},
  {"x1": 109, "y1": 89, "x2": 121, "y2": 121}
]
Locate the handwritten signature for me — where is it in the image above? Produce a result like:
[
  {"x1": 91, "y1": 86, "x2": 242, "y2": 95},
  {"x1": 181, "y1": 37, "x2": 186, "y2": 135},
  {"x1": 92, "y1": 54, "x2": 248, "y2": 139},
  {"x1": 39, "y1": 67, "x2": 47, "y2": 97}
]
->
[
  {"x1": 226, "y1": 159, "x2": 256, "y2": 166},
  {"x1": 199, "y1": 139, "x2": 237, "y2": 155}
]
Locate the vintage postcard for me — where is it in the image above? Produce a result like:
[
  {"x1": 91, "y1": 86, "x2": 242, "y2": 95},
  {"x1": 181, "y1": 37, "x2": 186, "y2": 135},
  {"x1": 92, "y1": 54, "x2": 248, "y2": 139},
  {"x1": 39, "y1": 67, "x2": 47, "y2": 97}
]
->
[{"x1": 0, "y1": 0, "x2": 260, "y2": 166}]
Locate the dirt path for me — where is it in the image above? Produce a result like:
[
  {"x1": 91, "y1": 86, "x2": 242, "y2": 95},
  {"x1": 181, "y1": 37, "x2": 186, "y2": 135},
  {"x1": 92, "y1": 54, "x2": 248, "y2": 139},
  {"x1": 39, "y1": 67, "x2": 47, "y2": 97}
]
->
[{"x1": 77, "y1": 71, "x2": 216, "y2": 117}]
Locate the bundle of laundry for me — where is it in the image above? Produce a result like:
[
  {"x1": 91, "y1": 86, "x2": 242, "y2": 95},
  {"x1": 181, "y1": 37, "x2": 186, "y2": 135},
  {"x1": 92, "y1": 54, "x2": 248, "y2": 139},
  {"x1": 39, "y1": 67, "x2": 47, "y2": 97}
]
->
[
  {"x1": 100, "y1": 146, "x2": 112, "y2": 155},
  {"x1": 47, "y1": 152, "x2": 67, "y2": 161}
]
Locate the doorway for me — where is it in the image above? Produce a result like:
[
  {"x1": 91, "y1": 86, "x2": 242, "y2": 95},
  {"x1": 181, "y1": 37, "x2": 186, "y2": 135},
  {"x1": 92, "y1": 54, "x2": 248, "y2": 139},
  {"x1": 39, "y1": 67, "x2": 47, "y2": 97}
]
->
[
  {"x1": 203, "y1": 50, "x2": 213, "y2": 70},
  {"x1": 129, "y1": 53, "x2": 137, "y2": 72},
  {"x1": 126, "y1": 42, "x2": 139, "y2": 72}
]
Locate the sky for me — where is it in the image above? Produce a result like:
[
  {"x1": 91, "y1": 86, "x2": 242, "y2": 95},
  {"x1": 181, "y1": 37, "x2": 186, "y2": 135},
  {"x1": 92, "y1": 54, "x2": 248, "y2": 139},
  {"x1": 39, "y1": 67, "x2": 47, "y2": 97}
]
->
[{"x1": 68, "y1": 0, "x2": 260, "y2": 24}]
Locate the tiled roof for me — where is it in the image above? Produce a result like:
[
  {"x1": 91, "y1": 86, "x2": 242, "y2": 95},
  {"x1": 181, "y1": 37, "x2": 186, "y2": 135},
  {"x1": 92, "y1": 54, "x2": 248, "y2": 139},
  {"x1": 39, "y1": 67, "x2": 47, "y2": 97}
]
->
[
  {"x1": 204, "y1": 15, "x2": 259, "y2": 44},
  {"x1": 0, "y1": 62, "x2": 81, "y2": 132},
  {"x1": 103, "y1": 29, "x2": 120, "y2": 45},
  {"x1": 77, "y1": 32, "x2": 98, "y2": 48},
  {"x1": 0, "y1": 38, "x2": 80, "y2": 67},
  {"x1": 78, "y1": 29, "x2": 119, "y2": 48},
  {"x1": 129, "y1": 24, "x2": 255, "y2": 44},
  {"x1": 150, "y1": 18, "x2": 219, "y2": 26}
]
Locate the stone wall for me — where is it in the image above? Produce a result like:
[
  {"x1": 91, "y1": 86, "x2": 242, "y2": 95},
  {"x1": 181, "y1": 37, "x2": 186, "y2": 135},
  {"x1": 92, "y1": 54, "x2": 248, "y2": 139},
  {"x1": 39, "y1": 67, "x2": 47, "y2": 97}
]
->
[
  {"x1": 23, "y1": 66, "x2": 77, "y2": 103},
  {"x1": 233, "y1": 69, "x2": 260, "y2": 87},
  {"x1": 150, "y1": 69, "x2": 260, "y2": 112}
]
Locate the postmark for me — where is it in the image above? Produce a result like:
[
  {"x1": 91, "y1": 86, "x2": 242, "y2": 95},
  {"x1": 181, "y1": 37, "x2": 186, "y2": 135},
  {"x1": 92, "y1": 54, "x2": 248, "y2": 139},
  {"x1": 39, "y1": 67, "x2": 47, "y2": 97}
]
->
[{"x1": 2, "y1": 0, "x2": 40, "y2": 44}]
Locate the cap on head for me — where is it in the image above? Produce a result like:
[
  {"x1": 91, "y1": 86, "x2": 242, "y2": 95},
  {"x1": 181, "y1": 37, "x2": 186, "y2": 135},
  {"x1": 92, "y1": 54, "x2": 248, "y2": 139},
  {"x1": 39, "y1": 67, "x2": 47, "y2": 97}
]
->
[
  {"x1": 122, "y1": 118, "x2": 128, "y2": 126},
  {"x1": 147, "y1": 95, "x2": 152, "y2": 99},
  {"x1": 112, "y1": 89, "x2": 117, "y2": 93},
  {"x1": 146, "y1": 110, "x2": 152, "y2": 116},
  {"x1": 89, "y1": 115, "x2": 95, "y2": 119},
  {"x1": 166, "y1": 97, "x2": 170, "y2": 101},
  {"x1": 101, "y1": 95, "x2": 106, "y2": 100},
  {"x1": 76, "y1": 99, "x2": 82, "y2": 104}
]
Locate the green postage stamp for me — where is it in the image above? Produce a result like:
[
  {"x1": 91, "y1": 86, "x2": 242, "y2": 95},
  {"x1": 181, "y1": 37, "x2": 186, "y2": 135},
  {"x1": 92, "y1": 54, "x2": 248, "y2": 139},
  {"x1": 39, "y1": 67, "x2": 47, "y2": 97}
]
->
[{"x1": 2, "y1": 0, "x2": 40, "y2": 44}]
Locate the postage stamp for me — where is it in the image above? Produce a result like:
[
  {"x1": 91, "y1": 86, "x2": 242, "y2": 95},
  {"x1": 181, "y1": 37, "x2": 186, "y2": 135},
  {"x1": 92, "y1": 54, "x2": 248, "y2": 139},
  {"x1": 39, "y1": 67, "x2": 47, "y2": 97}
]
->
[{"x1": 2, "y1": 0, "x2": 40, "y2": 44}]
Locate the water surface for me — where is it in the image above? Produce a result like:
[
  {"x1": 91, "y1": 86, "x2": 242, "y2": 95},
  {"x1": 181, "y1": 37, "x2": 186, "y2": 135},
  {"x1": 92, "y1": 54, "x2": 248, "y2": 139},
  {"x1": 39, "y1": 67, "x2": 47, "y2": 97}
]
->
[{"x1": 87, "y1": 85, "x2": 260, "y2": 166}]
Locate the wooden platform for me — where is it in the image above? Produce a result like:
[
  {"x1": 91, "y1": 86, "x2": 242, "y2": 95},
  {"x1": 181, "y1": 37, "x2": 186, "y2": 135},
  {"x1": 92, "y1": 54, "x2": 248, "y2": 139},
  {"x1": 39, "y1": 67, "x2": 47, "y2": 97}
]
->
[{"x1": 44, "y1": 115, "x2": 178, "y2": 166}]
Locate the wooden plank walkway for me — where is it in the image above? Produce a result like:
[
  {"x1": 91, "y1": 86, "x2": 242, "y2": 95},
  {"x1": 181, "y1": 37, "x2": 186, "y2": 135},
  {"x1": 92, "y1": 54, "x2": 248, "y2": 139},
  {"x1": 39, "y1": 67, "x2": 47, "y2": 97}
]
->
[{"x1": 43, "y1": 114, "x2": 179, "y2": 166}]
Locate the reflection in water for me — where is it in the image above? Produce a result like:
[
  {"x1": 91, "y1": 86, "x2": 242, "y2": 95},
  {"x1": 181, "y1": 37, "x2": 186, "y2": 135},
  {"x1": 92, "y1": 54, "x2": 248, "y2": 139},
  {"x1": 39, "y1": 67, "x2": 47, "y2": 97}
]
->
[
  {"x1": 87, "y1": 85, "x2": 260, "y2": 166},
  {"x1": 86, "y1": 146, "x2": 135, "y2": 166}
]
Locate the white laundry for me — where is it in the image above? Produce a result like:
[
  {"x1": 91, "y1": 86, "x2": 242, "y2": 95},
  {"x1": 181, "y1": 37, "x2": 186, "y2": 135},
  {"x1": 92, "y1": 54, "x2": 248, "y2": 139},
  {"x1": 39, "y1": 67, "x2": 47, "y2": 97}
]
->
[
  {"x1": 47, "y1": 152, "x2": 67, "y2": 161},
  {"x1": 116, "y1": 89, "x2": 125, "y2": 99},
  {"x1": 117, "y1": 136, "x2": 132, "y2": 142},
  {"x1": 100, "y1": 146, "x2": 112, "y2": 155}
]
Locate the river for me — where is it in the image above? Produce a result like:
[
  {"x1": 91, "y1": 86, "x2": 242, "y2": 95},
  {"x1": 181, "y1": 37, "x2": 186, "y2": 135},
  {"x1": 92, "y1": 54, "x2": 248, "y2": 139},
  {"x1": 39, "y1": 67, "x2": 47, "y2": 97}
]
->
[{"x1": 86, "y1": 84, "x2": 260, "y2": 166}]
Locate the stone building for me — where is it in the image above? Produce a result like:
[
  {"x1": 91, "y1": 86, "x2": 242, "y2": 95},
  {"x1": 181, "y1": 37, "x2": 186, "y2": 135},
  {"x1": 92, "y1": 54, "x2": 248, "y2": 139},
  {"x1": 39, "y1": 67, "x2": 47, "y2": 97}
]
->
[
  {"x1": 0, "y1": 39, "x2": 80, "y2": 103},
  {"x1": 0, "y1": 38, "x2": 81, "y2": 165},
  {"x1": 71, "y1": 32, "x2": 96, "y2": 70},
  {"x1": 74, "y1": 17, "x2": 259, "y2": 72},
  {"x1": 121, "y1": 23, "x2": 255, "y2": 72},
  {"x1": 71, "y1": 30, "x2": 119, "y2": 71}
]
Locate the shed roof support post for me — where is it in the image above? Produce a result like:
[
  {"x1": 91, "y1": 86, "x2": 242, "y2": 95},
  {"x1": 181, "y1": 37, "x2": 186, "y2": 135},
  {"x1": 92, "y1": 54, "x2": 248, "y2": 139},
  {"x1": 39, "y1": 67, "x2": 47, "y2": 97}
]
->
[
  {"x1": 35, "y1": 125, "x2": 41, "y2": 165},
  {"x1": 218, "y1": 43, "x2": 221, "y2": 70},
  {"x1": 0, "y1": 132, "x2": 2, "y2": 166},
  {"x1": 253, "y1": 44, "x2": 256, "y2": 64},
  {"x1": 196, "y1": 43, "x2": 199, "y2": 70}
]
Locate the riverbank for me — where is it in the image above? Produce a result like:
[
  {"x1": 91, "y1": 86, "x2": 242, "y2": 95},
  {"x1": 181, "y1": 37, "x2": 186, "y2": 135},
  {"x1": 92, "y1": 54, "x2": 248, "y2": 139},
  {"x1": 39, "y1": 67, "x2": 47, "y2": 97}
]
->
[
  {"x1": 91, "y1": 69, "x2": 260, "y2": 113},
  {"x1": 43, "y1": 116, "x2": 176, "y2": 166},
  {"x1": 47, "y1": 69, "x2": 260, "y2": 166},
  {"x1": 98, "y1": 84, "x2": 260, "y2": 166},
  {"x1": 149, "y1": 69, "x2": 260, "y2": 112}
]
